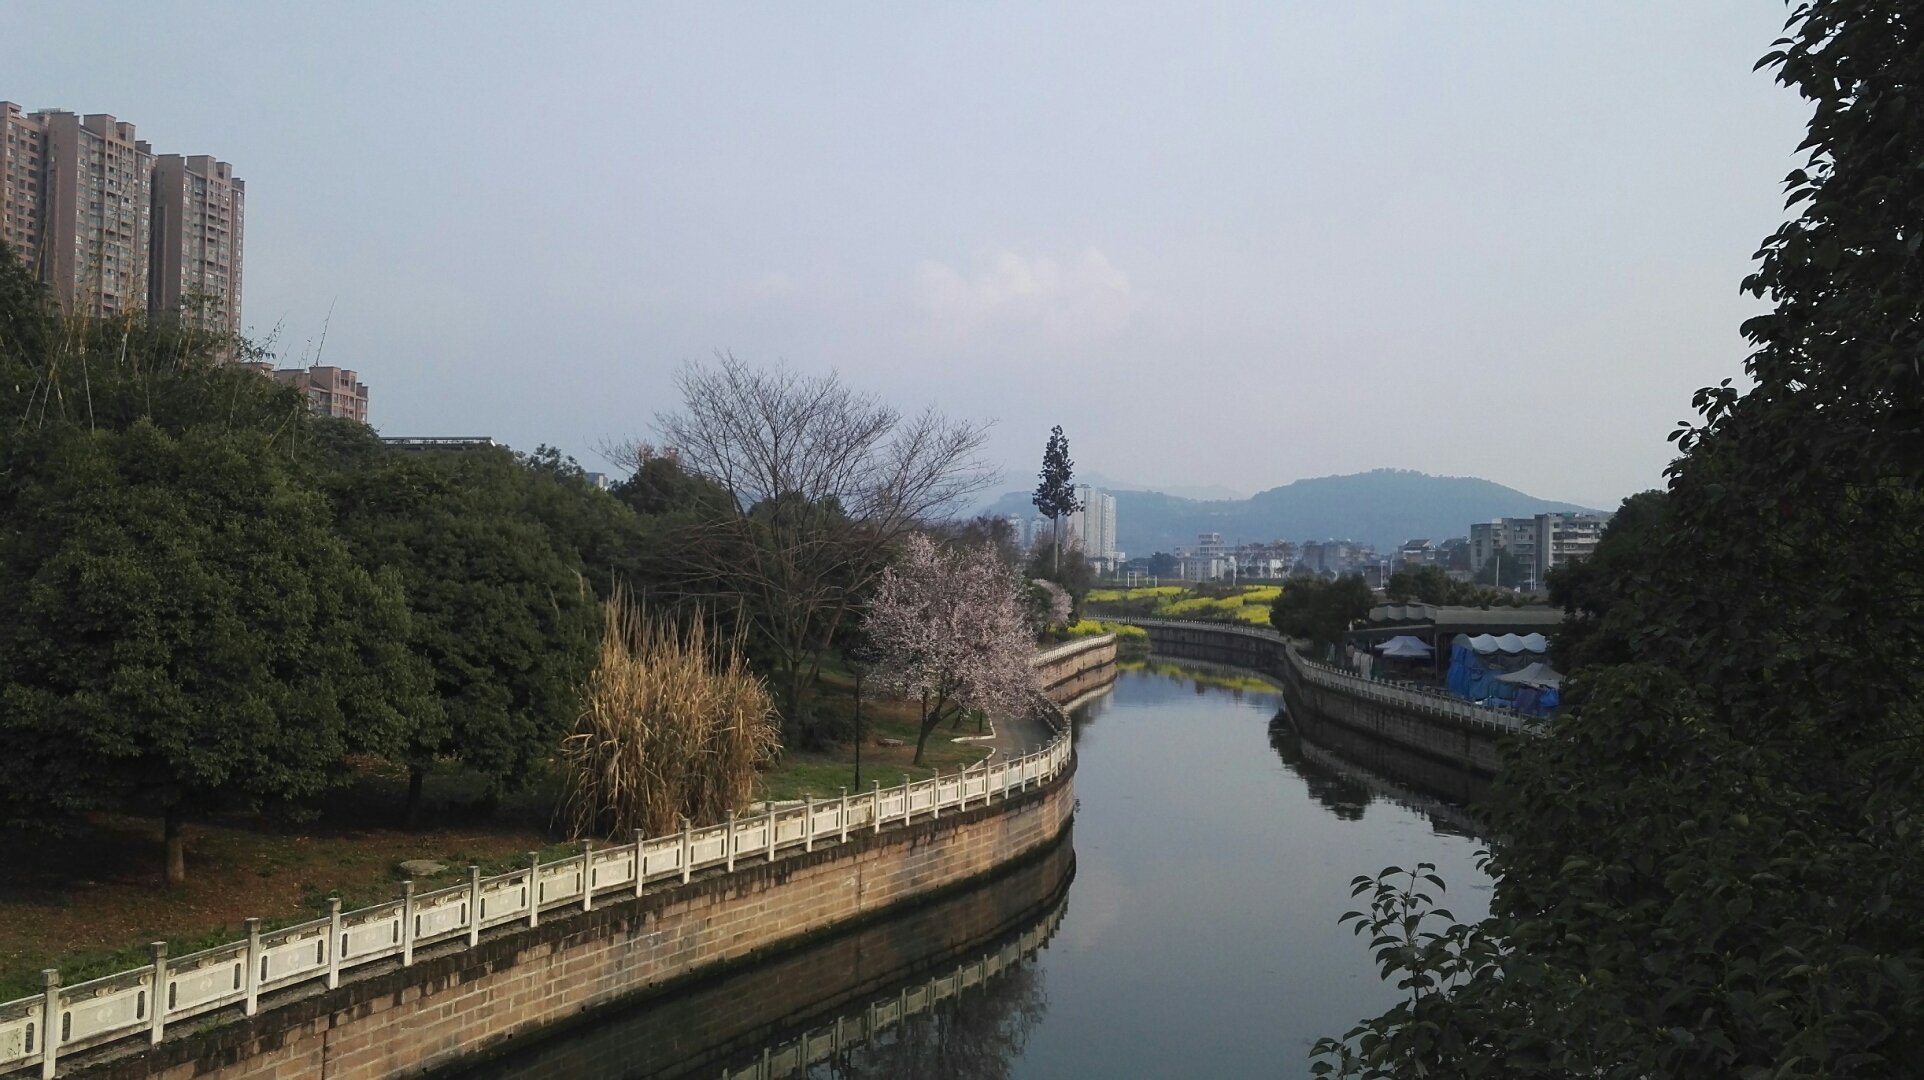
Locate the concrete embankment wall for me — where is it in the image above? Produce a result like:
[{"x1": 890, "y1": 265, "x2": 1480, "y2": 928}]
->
[
  {"x1": 458, "y1": 827, "x2": 1076, "y2": 1080},
  {"x1": 64, "y1": 643, "x2": 1108, "y2": 1080},
  {"x1": 1134, "y1": 620, "x2": 1506, "y2": 776}
]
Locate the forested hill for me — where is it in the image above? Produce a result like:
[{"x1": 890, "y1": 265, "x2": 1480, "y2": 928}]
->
[{"x1": 979, "y1": 469, "x2": 1601, "y2": 554}]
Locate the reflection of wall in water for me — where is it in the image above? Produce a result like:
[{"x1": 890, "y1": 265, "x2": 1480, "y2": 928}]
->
[
  {"x1": 1270, "y1": 703, "x2": 1489, "y2": 838},
  {"x1": 450, "y1": 829, "x2": 1076, "y2": 1080},
  {"x1": 719, "y1": 899, "x2": 1059, "y2": 1080}
]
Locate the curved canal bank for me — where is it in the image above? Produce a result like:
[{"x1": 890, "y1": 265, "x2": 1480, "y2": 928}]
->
[
  {"x1": 23, "y1": 638, "x2": 1112, "y2": 1080},
  {"x1": 1123, "y1": 618, "x2": 1529, "y2": 775},
  {"x1": 438, "y1": 660, "x2": 1490, "y2": 1078}
]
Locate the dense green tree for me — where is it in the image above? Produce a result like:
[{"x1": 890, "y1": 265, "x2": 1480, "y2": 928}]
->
[
  {"x1": 0, "y1": 253, "x2": 431, "y2": 882},
  {"x1": 0, "y1": 420, "x2": 428, "y2": 883},
  {"x1": 1270, "y1": 574, "x2": 1372, "y2": 650},
  {"x1": 326, "y1": 445, "x2": 602, "y2": 823},
  {"x1": 1315, "y1": 4, "x2": 1924, "y2": 1075},
  {"x1": 1469, "y1": 550, "x2": 1528, "y2": 589},
  {"x1": 1543, "y1": 489, "x2": 1668, "y2": 671},
  {"x1": 1384, "y1": 564, "x2": 1453, "y2": 605},
  {"x1": 1030, "y1": 426, "x2": 1081, "y2": 574},
  {"x1": 1025, "y1": 540, "x2": 1094, "y2": 621}
]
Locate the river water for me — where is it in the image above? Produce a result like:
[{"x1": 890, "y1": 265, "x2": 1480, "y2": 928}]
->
[{"x1": 453, "y1": 659, "x2": 1491, "y2": 1079}]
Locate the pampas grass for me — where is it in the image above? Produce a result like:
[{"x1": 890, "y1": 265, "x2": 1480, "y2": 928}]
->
[{"x1": 561, "y1": 588, "x2": 779, "y2": 839}]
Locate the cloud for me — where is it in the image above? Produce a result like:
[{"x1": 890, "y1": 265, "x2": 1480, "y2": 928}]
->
[{"x1": 913, "y1": 247, "x2": 1138, "y2": 345}]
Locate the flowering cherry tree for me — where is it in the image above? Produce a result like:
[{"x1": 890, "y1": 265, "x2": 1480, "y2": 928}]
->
[{"x1": 864, "y1": 534, "x2": 1039, "y2": 765}]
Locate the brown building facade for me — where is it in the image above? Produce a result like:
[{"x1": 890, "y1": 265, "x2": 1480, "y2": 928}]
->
[
  {"x1": 265, "y1": 364, "x2": 370, "y2": 423},
  {"x1": 1, "y1": 102, "x2": 241, "y2": 331},
  {"x1": 151, "y1": 153, "x2": 244, "y2": 334}
]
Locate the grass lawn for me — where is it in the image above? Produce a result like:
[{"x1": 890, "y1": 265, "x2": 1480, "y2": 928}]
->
[
  {"x1": 758, "y1": 665, "x2": 995, "y2": 802},
  {"x1": 0, "y1": 762, "x2": 574, "y2": 1001}
]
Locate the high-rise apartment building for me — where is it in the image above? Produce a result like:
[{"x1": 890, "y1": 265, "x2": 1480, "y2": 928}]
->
[
  {"x1": 1, "y1": 103, "x2": 242, "y2": 332},
  {"x1": 151, "y1": 154, "x2": 244, "y2": 334},
  {"x1": 2, "y1": 107, "x2": 155, "y2": 318},
  {"x1": 2, "y1": 104, "x2": 49, "y2": 276},
  {"x1": 1469, "y1": 513, "x2": 1611, "y2": 588},
  {"x1": 1067, "y1": 485, "x2": 1120, "y2": 564}
]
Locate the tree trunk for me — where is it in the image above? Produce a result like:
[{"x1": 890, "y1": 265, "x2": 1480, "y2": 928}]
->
[
  {"x1": 852, "y1": 670, "x2": 864, "y2": 789},
  {"x1": 163, "y1": 805, "x2": 186, "y2": 886},
  {"x1": 913, "y1": 693, "x2": 935, "y2": 766},
  {"x1": 913, "y1": 720, "x2": 934, "y2": 766},
  {"x1": 1052, "y1": 513, "x2": 1061, "y2": 574},
  {"x1": 404, "y1": 763, "x2": 426, "y2": 829}
]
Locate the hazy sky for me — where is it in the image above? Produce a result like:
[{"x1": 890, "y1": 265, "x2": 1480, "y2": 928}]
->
[{"x1": 8, "y1": 2, "x2": 1809, "y2": 508}]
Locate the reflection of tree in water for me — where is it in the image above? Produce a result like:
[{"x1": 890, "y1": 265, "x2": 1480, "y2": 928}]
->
[
  {"x1": 1267, "y1": 709, "x2": 1371, "y2": 821},
  {"x1": 808, "y1": 962, "x2": 1048, "y2": 1080}
]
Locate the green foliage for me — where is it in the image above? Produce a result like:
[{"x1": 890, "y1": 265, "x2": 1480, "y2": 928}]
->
[
  {"x1": 1315, "y1": 5, "x2": 1924, "y2": 1075},
  {"x1": 325, "y1": 445, "x2": 602, "y2": 815},
  {"x1": 0, "y1": 418, "x2": 428, "y2": 850},
  {"x1": 1062, "y1": 619, "x2": 1147, "y2": 641},
  {"x1": 1025, "y1": 541, "x2": 1094, "y2": 619},
  {"x1": 1544, "y1": 489, "x2": 1668, "y2": 671},
  {"x1": 1269, "y1": 574, "x2": 1372, "y2": 648},
  {"x1": 1030, "y1": 425, "x2": 1081, "y2": 571}
]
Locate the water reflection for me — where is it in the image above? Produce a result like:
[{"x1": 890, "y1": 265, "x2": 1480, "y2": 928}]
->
[
  {"x1": 727, "y1": 906, "x2": 1056, "y2": 1079},
  {"x1": 1270, "y1": 700, "x2": 1491, "y2": 838},
  {"x1": 444, "y1": 661, "x2": 1490, "y2": 1080},
  {"x1": 449, "y1": 833, "x2": 1073, "y2": 1080}
]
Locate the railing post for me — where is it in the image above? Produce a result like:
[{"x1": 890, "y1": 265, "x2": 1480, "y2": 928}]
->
[
  {"x1": 839, "y1": 788, "x2": 849, "y2": 843},
  {"x1": 467, "y1": 867, "x2": 482, "y2": 947},
  {"x1": 902, "y1": 778, "x2": 912, "y2": 824},
  {"x1": 398, "y1": 886, "x2": 416, "y2": 969},
  {"x1": 633, "y1": 829, "x2": 646, "y2": 899},
  {"x1": 931, "y1": 769, "x2": 940, "y2": 820},
  {"x1": 803, "y1": 796, "x2": 815, "y2": 852},
  {"x1": 767, "y1": 803, "x2": 778, "y2": 863},
  {"x1": 243, "y1": 917, "x2": 263, "y2": 1014},
  {"x1": 527, "y1": 852, "x2": 542, "y2": 928},
  {"x1": 147, "y1": 943, "x2": 167, "y2": 1044},
  {"x1": 325, "y1": 898, "x2": 343, "y2": 989},
  {"x1": 39, "y1": 969, "x2": 58, "y2": 1080},
  {"x1": 872, "y1": 781, "x2": 882, "y2": 834},
  {"x1": 725, "y1": 810, "x2": 737, "y2": 873},
  {"x1": 581, "y1": 840, "x2": 594, "y2": 912},
  {"x1": 679, "y1": 817, "x2": 693, "y2": 884}
]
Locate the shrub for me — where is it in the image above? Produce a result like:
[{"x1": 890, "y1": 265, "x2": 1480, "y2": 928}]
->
[{"x1": 560, "y1": 589, "x2": 779, "y2": 839}]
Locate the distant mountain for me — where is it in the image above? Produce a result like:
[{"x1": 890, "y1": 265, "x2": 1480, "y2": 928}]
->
[{"x1": 978, "y1": 469, "x2": 1603, "y2": 554}]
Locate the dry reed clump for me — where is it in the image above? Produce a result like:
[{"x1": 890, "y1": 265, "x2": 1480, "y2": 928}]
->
[{"x1": 561, "y1": 589, "x2": 779, "y2": 840}]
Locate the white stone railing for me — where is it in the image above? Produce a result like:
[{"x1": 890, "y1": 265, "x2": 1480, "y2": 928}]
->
[
  {"x1": 1117, "y1": 617, "x2": 1535, "y2": 734},
  {"x1": 0, "y1": 643, "x2": 1094, "y2": 1079}
]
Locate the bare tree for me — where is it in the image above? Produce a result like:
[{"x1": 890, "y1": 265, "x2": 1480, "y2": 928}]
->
[{"x1": 619, "y1": 355, "x2": 997, "y2": 741}]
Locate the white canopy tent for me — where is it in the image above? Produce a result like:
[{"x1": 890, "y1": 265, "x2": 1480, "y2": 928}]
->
[
  {"x1": 1495, "y1": 662, "x2": 1563, "y2": 688},
  {"x1": 1374, "y1": 635, "x2": 1435, "y2": 659}
]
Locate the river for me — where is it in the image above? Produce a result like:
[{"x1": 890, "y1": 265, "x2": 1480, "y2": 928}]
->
[{"x1": 450, "y1": 659, "x2": 1491, "y2": 1079}]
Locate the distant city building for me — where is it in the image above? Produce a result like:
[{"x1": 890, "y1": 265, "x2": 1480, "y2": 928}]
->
[
  {"x1": 1228, "y1": 540, "x2": 1297, "y2": 579},
  {"x1": 1397, "y1": 538, "x2": 1436, "y2": 566},
  {"x1": 258, "y1": 364, "x2": 369, "y2": 423},
  {"x1": 1298, "y1": 539, "x2": 1376, "y2": 577},
  {"x1": 1469, "y1": 513, "x2": 1611, "y2": 588},
  {"x1": 3, "y1": 106, "x2": 153, "y2": 319},
  {"x1": 1172, "y1": 532, "x2": 1230, "y2": 580},
  {"x1": 1, "y1": 102, "x2": 243, "y2": 330},
  {"x1": 1002, "y1": 514, "x2": 1027, "y2": 548},
  {"x1": 1066, "y1": 486, "x2": 1122, "y2": 568},
  {"x1": 585, "y1": 472, "x2": 612, "y2": 491},
  {"x1": 150, "y1": 153, "x2": 244, "y2": 334}
]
